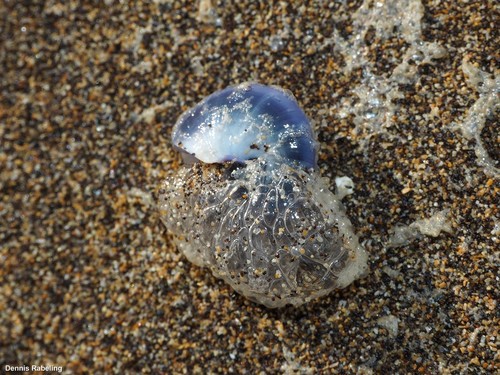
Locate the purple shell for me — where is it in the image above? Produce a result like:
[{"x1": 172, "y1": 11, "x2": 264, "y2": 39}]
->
[{"x1": 172, "y1": 83, "x2": 318, "y2": 169}]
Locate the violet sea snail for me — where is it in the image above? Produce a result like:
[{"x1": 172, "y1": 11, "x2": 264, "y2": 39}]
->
[{"x1": 159, "y1": 83, "x2": 367, "y2": 308}]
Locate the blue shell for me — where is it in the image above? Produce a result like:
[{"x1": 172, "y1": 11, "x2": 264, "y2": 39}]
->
[{"x1": 172, "y1": 83, "x2": 318, "y2": 169}]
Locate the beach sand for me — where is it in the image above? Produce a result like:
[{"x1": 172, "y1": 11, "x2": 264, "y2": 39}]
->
[{"x1": 1, "y1": 0, "x2": 498, "y2": 373}]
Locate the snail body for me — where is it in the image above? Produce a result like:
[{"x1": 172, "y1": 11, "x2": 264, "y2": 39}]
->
[{"x1": 159, "y1": 83, "x2": 367, "y2": 308}]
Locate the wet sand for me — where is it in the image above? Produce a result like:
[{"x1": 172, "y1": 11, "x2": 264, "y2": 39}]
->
[{"x1": 1, "y1": 1, "x2": 498, "y2": 373}]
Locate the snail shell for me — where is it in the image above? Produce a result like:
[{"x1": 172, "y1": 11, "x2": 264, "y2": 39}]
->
[
  {"x1": 171, "y1": 82, "x2": 318, "y2": 168},
  {"x1": 159, "y1": 83, "x2": 367, "y2": 308}
]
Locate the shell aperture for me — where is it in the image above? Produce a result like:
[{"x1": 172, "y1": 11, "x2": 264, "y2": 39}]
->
[{"x1": 159, "y1": 83, "x2": 367, "y2": 308}]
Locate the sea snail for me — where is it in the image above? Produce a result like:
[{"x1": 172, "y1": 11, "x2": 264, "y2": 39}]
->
[{"x1": 159, "y1": 83, "x2": 367, "y2": 308}]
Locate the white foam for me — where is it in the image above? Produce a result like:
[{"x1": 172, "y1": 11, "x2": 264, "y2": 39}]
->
[
  {"x1": 331, "y1": 0, "x2": 447, "y2": 139},
  {"x1": 451, "y1": 58, "x2": 499, "y2": 177},
  {"x1": 388, "y1": 209, "x2": 453, "y2": 248}
]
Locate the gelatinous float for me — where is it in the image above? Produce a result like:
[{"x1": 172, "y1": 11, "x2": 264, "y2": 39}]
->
[{"x1": 159, "y1": 83, "x2": 367, "y2": 308}]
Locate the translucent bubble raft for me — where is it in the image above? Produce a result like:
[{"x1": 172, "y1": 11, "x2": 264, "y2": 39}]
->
[
  {"x1": 159, "y1": 159, "x2": 367, "y2": 308},
  {"x1": 159, "y1": 83, "x2": 367, "y2": 307}
]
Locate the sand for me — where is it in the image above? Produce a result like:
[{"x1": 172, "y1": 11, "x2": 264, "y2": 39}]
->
[{"x1": 1, "y1": 0, "x2": 498, "y2": 373}]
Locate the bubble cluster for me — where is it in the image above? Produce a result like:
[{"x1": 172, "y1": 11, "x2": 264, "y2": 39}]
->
[{"x1": 159, "y1": 83, "x2": 367, "y2": 307}]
